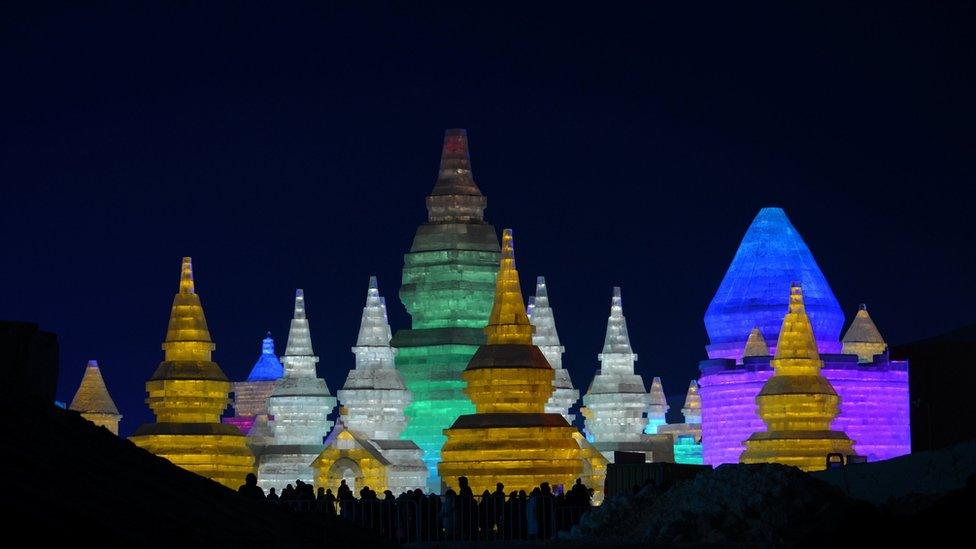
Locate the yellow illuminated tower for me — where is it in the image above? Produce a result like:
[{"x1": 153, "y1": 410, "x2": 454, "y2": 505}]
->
[
  {"x1": 130, "y1": 258, "x2": 255, "y2": 488},
  {"x1": 740, "y1": 283, "x2": 854, "y2": 471},
  {"x1": 439, "y1": 230, "x2": 601, "y2": 494}
]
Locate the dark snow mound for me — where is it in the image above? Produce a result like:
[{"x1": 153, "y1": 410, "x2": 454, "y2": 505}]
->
[{"x1": 564, "y1": 463, "x2": 866, "y2": 544}]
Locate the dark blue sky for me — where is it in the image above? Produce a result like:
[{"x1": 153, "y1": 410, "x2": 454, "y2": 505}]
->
[{"x1": 2, "y1": 3, "x2": 973, "y2": 435}]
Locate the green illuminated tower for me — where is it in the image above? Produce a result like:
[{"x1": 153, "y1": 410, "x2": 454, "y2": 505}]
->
[{"x1": 393, "y1": 129, "x2": 500, "y2": 491}]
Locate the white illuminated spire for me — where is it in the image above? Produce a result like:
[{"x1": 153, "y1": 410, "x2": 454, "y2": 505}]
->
[{"x1": 528, "y1": 276, "x2": 578, "y2": 422}]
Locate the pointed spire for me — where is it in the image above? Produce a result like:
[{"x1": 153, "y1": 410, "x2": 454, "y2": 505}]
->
[
  {"x1": 648, "y1": 377, "x2": 668, "y2": 410},
  {"x1": 682, "y1": 380, "x2": 701, "y2": 423},
  {"x1": 842, "y1": 304, "x2": 887, "y2": 362},
  {"x1": 528, "y1": 276, "x2": 562, "y2": 349},
  {"x1": 485, "y1": 229, "x2": 534, "y2": 345},
  {"x1": 602, "y1": 287, "x2": 634, "y2": 355},
  {"x1": 354, "y1": 276, "x2": 395, "y2": 351},
  {"x1": 162, "y1": 257, "x2": 214, "y2": 360},
  {"x1": 426, "y1": 129, "x2": 488, "y2": 223},
  {"x1": 247, "y1": 333, "x2": 285, "y2": 382},
  {"x1": 69, "y1": 360, "x2": 121, "y2": 416},
  {"x1": 431, "y1": 129, "x2": 483, "y2": 197},
  {"x1": 743, "y1": 327, "x2": 770, "y2": 358},
  {"x1": 771, "y1": 283, "x2": 823, "y2": 375},
  {"x1": 283, "y1": 289, "x2": 317, "y2": 362},
  {"x1": 179, "y1": 256, "x2": 195, "y2": 294}
]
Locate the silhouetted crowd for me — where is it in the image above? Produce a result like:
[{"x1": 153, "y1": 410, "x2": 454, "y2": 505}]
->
[{"x1": 238, "y1": 473, "x2": 594, "y2": 541}]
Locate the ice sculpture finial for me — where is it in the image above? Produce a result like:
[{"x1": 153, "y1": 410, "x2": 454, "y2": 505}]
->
[
  {"x1": 163, "y1": 257, "x2": 214, "y2": 359},
  {"x1": 529, "y1": 275, "x2": 577, "y2": 422},
  {"x1": 355, "y1": 276, "x2": 394, "y2": 350},
  {"x1": 247, "y1": 332, "x2": 284, "y2": 382},
  {"x1": 743, "y1": 327, "x2": 770, "y2": 358},
  {"x1": 283, "y1": 289, "x2": 316, "y2": 361},
  {"x1": 426, "y1": 129, "x2": 487, "y2": 223},
  {"x1": 602, "y1": 286, "x2": 634, "y2": 356},
  {"x1": 772, "y1": 283, "x2": 823, "y2": 374},
  {"x1": 179, "y1": 257, "x2": 195, "y2": 294},
  {"x1": 293, "y1": 289, "x2": 306, "y2": 319},
  {"x1": 842, "y1": 303, "x2": 887, "y2": 362},
  {"x1": 535, "y1": 276, "x2": 549, "y2": 300},
  {"x1": 485, "y1": 229, "x2": 534, "y2": 345},
  {"x1": 682, "y1": 380, "x2": 701, "y2": 423}
]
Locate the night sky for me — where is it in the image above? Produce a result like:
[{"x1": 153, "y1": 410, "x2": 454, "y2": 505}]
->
[{"x1": 3, "y1": 3, "x2": 974, "y2": 436}]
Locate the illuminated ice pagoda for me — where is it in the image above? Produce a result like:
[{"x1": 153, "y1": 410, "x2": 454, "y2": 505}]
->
[
  {"x1": 439, "y1": 230, "x2": 606, "y2": 495},
  {"x1": 392, "y1": 129, "x2": 501, "y2": 490},
  {"x1": 129, "y1": 258, "x2": 254, "y2": 489},
  {"x1": 657, "y1": 381, "x2": 703, "y2": 464},
  {"x1": 582, "y1": 288, "x2": 671, "y2": 462},
  {"x1": 698, "y1": 207, "x2": 910, "y2": 465},
  {"x1": 69, "y1": 360, "x2": 122, "y2": 435},
  {"x1": 643, "y1": 377, "x2": 668, "y2": 435},
  {"x1": 740, "y1": 284, "x2": 854, "y2": 471},
  {"x1": 226, "y1": 333, "x2": 284, "y2": 434},
  {"x1": 312, "y1": 277, "x2": 426, "y2": 495},
  {"x1": 527, "y1": 276, "x2": 579, "y2": 423},
  {"x1": 257, "y1": 290, "x2": 337, "y2": 491}
]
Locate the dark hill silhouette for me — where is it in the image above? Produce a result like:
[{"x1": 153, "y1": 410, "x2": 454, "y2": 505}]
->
[{"x1": 0, "y1": 322, "x2": 389, "y2": 548}]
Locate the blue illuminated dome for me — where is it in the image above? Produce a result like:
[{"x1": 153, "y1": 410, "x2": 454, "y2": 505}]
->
[
  {"x1": 704, "y1": 207, "x2": 844, "y2": 360},
  {"x1": 246, "y1": 332, "x2": 285, "y2": 381}
]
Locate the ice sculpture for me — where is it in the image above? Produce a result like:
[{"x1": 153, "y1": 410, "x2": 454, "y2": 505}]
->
[
  {"x1": 69, "y1": 360, "x2": 122, "y2": 435},
  {"x1": 226, "y1": 333, "x2": 284, "y2": 434},
  {"x1": 657, "y1": 380, "x2": 704, "y2": 465},
  {"x1": 743, "y1": 327, "x2": 770, "y2": 358},
  {"x1": 698, "y1": 208, "x2": 910, "y2": 465},
  {"x1": 842, "y1": 304, "x2": 887, "y2": 362},
  {"x1": 643, "y1": 377, "x2": 668, "y2": 435},
  {"x1": 257, "y1": 290, "x2": 337, "y2": 491},
  {"x1": 392, "y1": 129, "x2": 501, "y2": 490},
  {"x1": 129, "y1": 258, "x2": 254, "y2": 489},
  {"x1": 312, "y1": 277, "x2": 426, "y2": 495},
  {"x1": 439, "y1": 230, "x2": 606, "y2": 496},
  {"x1": 528, "y1": 276, "x2": 579, "y2": 423},
  {"x1": 582, "y1": 287, "x2": 667, "y2": 462},
  {"x1": 740, "y1": 284, "x2": 854, "y2": 471},
  {"x1": 704, "y1": 207, "x2": 845, "y2": 361}
]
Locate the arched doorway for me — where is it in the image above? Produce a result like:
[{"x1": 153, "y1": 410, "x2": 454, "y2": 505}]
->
[{"x1": 328, "y1": 457, "x2": 363, "y2": 493}]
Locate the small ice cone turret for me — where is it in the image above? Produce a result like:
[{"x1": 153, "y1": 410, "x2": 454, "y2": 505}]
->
[
  {"x1": 69, "y1": 360, "x2": 122, "y2": 435},
  {"x1": 528, "y1": 276, "x2": 579, "y2": 422},
  {"x1": 681, "y1": 380, "x2": 701, "y2": 424},
  {"x1": 842, "y1": 304, "x2": 887, "y2": 362},
  {"x1": 643, "y1": 377, "x2": 668, "y2": 435},
  {"x1": 742, "y1": 327, "x2": 770, "y2": 359},
  {"x1": 740, "y1": 283, "x2": 854, "y2": 471}
]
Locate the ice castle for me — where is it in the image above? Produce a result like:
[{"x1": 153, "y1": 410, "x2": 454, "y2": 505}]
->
[{"x1": 698, "y1": 208, "x2": 910, "y2": 466}]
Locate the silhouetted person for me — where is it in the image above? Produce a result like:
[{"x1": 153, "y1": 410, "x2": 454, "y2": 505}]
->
[
  {"x1": 237, "y1": 473, "x2": 265, "y2": 501},
  {"x1": 526, "y1": 487, "x2": 541, "y2": 539},
  {"x1": 324, "y1": 488, "x2": 336, "y2": 516},
  {"x1": 267, "y1": 487, "x2": 279, "y2": 503},
  {"x1": 491, "y1": 482, "x2": 505, "y2": 537},
  {"x1": 441, "y1": 488, "x2": 456, "y2": 539}
]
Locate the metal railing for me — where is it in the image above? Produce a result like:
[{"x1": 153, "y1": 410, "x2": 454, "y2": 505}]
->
[{"x1": 264, "y1": 494, "x2": 592, "y2": 542}]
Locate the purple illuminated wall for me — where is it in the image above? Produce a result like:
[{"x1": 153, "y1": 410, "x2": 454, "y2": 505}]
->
[{"x1": 699, "y1": 354, "x2": 910, "y2": 465}]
